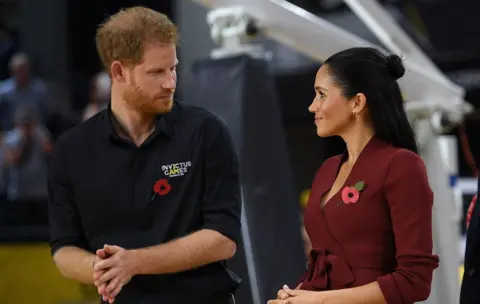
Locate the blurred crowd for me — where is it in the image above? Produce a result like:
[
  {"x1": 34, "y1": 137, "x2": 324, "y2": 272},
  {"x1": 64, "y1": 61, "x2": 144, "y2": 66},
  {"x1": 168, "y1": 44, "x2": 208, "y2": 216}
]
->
[{"x1": 0, "y1": 24, "x2": 111, "y2": 227}]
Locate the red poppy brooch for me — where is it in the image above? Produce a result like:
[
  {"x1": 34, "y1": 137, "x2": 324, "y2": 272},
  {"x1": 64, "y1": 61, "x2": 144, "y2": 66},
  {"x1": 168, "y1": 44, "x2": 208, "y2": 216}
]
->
[
  {"x1": 338, "y1": 180, "x2": 365, "y2": 206},
  {"x1": 151, "y1": 178, "x2": 172, "y2": 201}
]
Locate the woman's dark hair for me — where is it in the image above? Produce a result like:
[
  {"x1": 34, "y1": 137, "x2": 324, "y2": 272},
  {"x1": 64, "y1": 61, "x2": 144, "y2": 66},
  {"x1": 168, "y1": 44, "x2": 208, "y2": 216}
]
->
[{"x1": 324, "y1": 47, "x2": 418, "y2": 154}]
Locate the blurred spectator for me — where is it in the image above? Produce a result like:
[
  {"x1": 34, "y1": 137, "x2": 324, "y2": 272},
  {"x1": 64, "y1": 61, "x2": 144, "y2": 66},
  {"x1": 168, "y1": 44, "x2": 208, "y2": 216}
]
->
[
  {"x1": 0, "y1": 139, "x2": 5, "y2": 201},
  {"x1": 1, "y1": 104, "x2": 51, "y2": 226},
  {"x1": 0, "y1": 22, "x2": 17, "y2": 81},
  {"x1": 82, "y1": 70, "x2": 110, "y2": 121},
  {"x1": 0, "y1": 52, "x2": 50, "y2": 131}
]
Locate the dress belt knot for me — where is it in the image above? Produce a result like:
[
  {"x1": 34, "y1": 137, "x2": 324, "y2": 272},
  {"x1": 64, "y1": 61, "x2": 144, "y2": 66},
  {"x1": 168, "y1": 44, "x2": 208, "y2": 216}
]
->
[{"x1": 301, "y1": 248, "x2": 355, "y2": 290}]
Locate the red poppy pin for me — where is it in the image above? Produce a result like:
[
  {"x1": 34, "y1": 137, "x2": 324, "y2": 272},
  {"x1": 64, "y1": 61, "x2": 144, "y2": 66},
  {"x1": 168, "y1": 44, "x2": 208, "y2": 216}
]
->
[
  {"x1": 151, "y1": 178, "x2": 171, "y2": 201},
  {"x1": 338, "y1": 180, "x2": 365, "y2": 206}
]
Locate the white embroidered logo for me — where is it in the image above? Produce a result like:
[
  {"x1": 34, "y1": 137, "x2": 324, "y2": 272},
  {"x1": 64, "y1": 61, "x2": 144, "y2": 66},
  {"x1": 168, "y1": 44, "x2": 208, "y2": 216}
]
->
[{"x1": 162, "y1": 161, "x2": 192, "y2": 177}]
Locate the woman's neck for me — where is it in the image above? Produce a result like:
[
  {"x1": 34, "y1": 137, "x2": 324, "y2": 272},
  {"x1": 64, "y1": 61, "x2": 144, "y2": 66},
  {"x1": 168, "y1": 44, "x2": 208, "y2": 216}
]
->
[{"x1": 341, "y1": 126, "x2": 375, "y2": 165}]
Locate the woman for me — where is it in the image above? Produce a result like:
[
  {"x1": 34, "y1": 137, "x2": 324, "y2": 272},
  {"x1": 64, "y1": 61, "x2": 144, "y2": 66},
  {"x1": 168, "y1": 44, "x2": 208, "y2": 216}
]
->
[{"x1": 268, "y1": 47, "x2": 439, "y2": 304}]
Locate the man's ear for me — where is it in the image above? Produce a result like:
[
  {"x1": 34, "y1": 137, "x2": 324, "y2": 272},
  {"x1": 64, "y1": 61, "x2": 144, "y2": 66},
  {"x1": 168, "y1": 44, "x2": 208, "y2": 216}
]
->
[{"x1": 111, "y1": 60, "x2": 128, "y2": 83}]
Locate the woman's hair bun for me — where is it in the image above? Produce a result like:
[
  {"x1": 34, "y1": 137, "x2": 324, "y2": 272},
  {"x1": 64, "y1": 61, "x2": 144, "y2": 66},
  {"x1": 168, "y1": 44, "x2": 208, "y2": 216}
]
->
[{"x1": 386, "y1": 54, "x2": 405, "y2": 80}]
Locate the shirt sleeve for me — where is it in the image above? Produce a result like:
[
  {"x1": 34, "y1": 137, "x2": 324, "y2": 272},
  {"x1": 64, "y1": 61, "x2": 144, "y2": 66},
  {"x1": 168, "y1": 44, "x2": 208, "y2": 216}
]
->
[
  {"x1": 377, "y1": 149, "x2": 440, "y2": 303},
  {"x1": 2, "y1": 132, "x2": 19, "y2": 166},
  {"x1": 200, "y1": 116, "x2": 241, "y2": 245},
  {"x1": 48, "y1": 135, "x2": 88, "y2": 255}
]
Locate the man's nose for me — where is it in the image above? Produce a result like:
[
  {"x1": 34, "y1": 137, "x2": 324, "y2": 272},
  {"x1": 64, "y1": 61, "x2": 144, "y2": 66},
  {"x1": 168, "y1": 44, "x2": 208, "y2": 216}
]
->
[{"x1": 162, "y1": 73, "x2": 176, "y2": 90}]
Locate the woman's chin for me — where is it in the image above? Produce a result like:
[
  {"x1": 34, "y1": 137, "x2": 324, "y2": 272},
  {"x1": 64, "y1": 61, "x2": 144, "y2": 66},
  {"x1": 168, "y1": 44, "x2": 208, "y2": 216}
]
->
[{"x1": 316, "y1": 127, "x2": 332, "y2": 138}]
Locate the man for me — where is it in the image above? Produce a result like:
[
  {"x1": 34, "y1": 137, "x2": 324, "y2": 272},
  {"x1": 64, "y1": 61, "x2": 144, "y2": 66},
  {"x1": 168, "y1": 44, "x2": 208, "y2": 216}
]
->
[
  {"x1": 0, "y1": 52, "x2": 50, "y2": 131},
  {"x1": 48, "y1": 7, "x2": 241, "y2": 304},
  {"x1": 3, "y1": 104, "x2": 51, "y2": 226}
]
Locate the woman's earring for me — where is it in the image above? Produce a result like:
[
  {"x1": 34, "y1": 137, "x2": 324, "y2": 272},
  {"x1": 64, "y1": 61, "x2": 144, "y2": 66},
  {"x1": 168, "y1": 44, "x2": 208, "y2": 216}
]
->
[{"x1": 353, "y1": 112, "x2": 358, "y2": 118}]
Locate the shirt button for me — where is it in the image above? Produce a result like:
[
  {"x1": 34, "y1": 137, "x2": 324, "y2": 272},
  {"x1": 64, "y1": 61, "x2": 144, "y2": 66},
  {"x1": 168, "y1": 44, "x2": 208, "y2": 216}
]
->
[{"x1": 468, "y1": 268, "x2": 475, "y2": 276}]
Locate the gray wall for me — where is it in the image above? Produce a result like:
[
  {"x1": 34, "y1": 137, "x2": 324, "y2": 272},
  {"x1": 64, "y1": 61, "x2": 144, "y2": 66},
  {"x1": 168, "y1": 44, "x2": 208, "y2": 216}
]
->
[
  {"x1": 17, "y1": 0, "x2": 70, "y2": 110},
  {"x1": 18, "y1": 0, "x2": 69, "y2": 87},
  {"x1": 175, "y1": 0, "x2": 217, "y2": 82}
]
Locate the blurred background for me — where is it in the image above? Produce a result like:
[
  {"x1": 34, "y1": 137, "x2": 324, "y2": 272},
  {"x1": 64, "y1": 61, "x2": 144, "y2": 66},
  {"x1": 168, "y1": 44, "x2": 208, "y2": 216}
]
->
[{"x1": 0, "y1": 0, "x2": 479, "y2": 303}]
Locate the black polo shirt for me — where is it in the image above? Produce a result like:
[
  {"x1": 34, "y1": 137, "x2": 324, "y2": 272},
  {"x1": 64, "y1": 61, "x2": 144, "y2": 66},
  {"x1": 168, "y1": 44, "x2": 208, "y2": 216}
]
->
[{"x1": 48, "y1": 102, "x2": 242, "y2": 303}]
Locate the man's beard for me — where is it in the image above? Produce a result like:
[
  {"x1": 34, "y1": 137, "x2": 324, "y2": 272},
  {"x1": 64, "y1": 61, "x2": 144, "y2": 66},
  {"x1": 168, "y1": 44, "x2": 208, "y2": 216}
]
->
[{"x1": 123, "y1": 83, "x2": 174, "y2": 115}]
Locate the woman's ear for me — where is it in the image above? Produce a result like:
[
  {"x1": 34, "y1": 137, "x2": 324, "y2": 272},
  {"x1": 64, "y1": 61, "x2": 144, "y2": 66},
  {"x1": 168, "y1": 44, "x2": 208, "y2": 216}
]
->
[{"x1": 351, "y1": 92, "x2": 367, "y2": 115}]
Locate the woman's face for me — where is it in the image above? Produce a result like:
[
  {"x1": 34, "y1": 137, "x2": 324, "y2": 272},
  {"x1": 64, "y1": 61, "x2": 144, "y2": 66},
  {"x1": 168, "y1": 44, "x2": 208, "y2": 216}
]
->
[{"x1": 308, "y1": 65, "x2": 355, "y2": 137}]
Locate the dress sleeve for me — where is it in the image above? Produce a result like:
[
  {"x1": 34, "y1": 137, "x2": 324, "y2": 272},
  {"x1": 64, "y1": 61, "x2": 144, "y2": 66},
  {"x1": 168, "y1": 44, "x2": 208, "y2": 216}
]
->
[
  {"x1": 376, "y1": 149, "x2": 439, "y2": 303},
  {"x1": 467, "y1": 195, "x2": 477, "y2": 229}
]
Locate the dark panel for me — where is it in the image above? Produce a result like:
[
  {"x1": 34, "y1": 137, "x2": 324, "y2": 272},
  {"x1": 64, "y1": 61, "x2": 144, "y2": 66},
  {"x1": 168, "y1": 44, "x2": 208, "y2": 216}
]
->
[
  {"x1": 411, "y1": 0, "x2": 480, "y2": 53},
  {"x1": 185, "y1": 55, "x2": 306, "y2": 303}
]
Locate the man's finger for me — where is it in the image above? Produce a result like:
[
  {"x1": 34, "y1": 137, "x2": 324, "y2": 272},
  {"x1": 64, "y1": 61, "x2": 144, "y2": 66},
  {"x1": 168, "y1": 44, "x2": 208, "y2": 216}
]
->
[
  {"x1": 98, "y1": 268, "x2": 118, "y2": 284},
  {"x1": 104, "y1": 245, "x2": 122, "y2": 255},
  {"x1": 94, "y1": 258, "x2": 115, "y2": 272},
  {"x1": 97, "y1": 282, "x2": 107, "y2": 295},
  {"x1": 96, "y1": 248, "x2": 107, "y2": 259},
  {"x1": 94, "y1": 274, "x2": 106, "y2": 287},
  {"x1": 105, "y1": 277, "x2": 120, "y2": 294},
  {"x1": 93, "y1": 270, "x2": 105, "y2": 281},
  {"x1": 109, "y1": 284, "x2": 123, "y2": 302}
]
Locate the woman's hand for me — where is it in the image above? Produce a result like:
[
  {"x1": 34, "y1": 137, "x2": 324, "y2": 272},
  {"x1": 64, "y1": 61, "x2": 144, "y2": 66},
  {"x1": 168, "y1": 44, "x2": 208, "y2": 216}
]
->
[
  {"x1": 269, "y1": 285, "x2": 327, "y2": 304},
  {"x1": 276, "y1": 284, "x2": 303, "y2": 300}
]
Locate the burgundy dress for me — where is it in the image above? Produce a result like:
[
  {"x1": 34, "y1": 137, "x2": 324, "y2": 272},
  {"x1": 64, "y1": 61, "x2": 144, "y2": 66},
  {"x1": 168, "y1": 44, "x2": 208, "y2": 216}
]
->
[{"x1": 298, "y1": 136, "x2": 439, "y2": 304}]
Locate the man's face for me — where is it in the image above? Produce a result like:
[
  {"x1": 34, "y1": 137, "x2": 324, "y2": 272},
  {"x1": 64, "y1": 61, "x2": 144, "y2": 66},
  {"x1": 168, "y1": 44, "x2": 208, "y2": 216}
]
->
[
  {"x1": 13, "y1": 62, "x2": 30, "y2": 87},
  {"x1": 122, "y1": 43, "x2": 177, "y2": 115}
]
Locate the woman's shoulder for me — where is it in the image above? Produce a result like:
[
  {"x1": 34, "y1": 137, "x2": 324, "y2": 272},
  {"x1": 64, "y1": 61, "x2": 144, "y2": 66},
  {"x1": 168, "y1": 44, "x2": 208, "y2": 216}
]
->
[
  {"x1": 380, "y1": 146, "x2": 429, "y2": 183},
  {"x1": 385, "y1": 146, "x2": 425, "y2": 168},
  {"x1": 357, "y1": 140, "x2": 427, "y2": 182},
  {"x1": 318, "y1": 144, "x2": 421, "y2": 170},
  {"x1": 369, "y1": 138, "x2": 424, "y2": 167}
]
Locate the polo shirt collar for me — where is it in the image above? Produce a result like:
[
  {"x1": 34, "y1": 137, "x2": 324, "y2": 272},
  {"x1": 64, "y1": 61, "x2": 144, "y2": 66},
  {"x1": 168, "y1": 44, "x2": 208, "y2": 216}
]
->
[{"x1": 103, "y1": 101, "x2": 181, "y2": 140}]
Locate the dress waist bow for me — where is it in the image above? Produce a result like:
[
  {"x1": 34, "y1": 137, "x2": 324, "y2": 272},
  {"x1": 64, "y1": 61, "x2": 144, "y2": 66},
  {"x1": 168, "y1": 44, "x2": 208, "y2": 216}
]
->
[{"x1": 301, "y1": 249, "x2": 355, "y2": 290}]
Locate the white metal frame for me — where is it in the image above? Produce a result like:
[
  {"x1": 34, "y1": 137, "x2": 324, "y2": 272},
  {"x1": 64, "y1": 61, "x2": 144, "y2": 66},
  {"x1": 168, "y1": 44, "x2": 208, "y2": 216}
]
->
[{"x1": 189, "y1": 0, "x2": 475, "y2": 303}]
